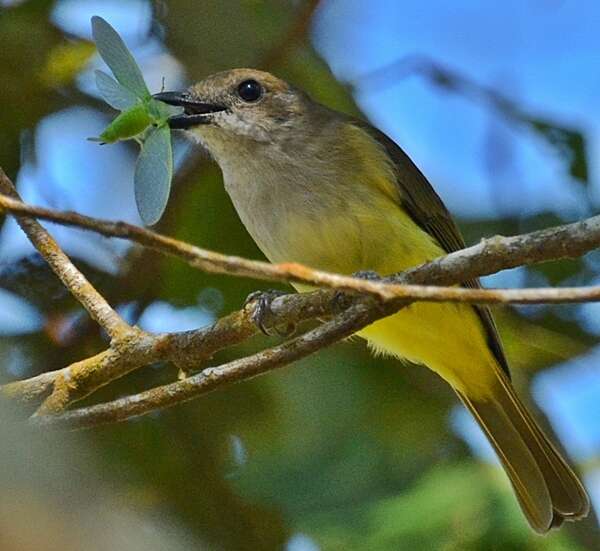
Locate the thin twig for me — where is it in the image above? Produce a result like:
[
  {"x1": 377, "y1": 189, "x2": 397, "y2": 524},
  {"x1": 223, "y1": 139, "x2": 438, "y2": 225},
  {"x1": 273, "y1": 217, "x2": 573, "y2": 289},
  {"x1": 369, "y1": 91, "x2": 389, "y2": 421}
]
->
[
  {"x1": 1, "y1": 193, "x2": 600, "y2": 304},
  {"x1": 0, "y1": 169, "x2": 131, "y2": 340},
  {"x1": 7, "y1": 211, "x2": 599, "y2": 426},
  {"x1": 38, "y1": 212, "x2": 600, "y2": 428}
]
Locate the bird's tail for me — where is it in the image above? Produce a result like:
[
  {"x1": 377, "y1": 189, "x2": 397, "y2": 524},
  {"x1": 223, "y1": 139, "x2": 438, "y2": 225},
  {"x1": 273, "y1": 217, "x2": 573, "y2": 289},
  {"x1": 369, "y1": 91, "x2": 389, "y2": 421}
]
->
[{"x1": 456, "y1": 369, "x2": 590, "y2": 533}]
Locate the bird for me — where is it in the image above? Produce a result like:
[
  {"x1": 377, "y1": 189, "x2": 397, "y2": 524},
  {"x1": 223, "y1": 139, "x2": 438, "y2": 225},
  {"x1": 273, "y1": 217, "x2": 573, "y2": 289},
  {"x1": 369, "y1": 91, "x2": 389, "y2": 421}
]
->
[{"x1": 154, "y1": 68, "x2": 590, "y2": 533}]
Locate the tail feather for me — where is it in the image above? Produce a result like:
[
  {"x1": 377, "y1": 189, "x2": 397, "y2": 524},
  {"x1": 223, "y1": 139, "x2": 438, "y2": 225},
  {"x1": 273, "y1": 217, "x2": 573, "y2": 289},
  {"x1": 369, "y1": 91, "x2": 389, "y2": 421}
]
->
[{"x1": 457, "y1": 371, "x2": 589, "y2": 534}]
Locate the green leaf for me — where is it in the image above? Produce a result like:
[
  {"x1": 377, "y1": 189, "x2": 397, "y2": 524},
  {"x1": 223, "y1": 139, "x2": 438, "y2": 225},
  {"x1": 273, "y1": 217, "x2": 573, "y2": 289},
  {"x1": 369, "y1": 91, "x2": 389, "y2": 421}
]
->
[
  {"x1": 91, "y1": 16, "x2": 149, "y2": 99},
  {"x1": 95, "y1": 70, "x2": 138, "y2": 110},
  {"x1": 134, "y1": 125, "x2": 173, "y2": 225}
]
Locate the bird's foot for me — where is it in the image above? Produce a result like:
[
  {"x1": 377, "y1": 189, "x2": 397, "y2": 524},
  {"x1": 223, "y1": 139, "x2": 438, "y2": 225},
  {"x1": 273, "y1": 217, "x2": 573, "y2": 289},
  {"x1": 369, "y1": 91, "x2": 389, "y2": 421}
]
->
[{"x1": 244, "y1": 290, "x2": 296, "y2": 337}]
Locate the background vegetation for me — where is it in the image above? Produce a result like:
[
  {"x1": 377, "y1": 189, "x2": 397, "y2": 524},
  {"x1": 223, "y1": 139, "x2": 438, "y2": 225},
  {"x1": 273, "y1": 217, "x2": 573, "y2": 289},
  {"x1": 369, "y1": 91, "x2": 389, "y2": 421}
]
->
[{"x1": 1, "y1": 1, "x2": 599, "y2": 549}]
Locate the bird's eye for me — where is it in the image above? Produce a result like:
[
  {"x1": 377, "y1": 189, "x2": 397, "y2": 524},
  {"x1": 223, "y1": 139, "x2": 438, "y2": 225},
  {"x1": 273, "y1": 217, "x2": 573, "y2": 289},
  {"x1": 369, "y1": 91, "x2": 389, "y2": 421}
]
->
[{"x1": 237, "y1": 79, "x2": 263, "y2": 102}]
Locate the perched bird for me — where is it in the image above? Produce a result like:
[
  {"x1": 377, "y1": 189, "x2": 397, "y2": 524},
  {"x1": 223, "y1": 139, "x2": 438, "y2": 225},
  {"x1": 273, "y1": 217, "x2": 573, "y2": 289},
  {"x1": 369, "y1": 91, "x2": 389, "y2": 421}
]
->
[{"x1": 155, "y1": 69, "x2": 589, "y2": 533}]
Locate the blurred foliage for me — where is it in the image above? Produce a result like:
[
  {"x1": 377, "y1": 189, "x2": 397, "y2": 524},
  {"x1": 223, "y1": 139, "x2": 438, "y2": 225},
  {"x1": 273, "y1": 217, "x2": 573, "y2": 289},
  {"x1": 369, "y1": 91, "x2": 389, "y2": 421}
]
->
[
  {"x1": 0, "y1": 1, "x2": 599, "y2": 550},
  {"x1": 525, "y1": 119, "x2": 588, "y2": 186},
  {"x1": 0, "y1": 0, "x2": 95, "y2": 176},
  {"x1": 39, "y1": 40, "x2": 96, "y2": 88},
  {"x1": 302, "y1": 464, "x2": 586, "y2": 551}
]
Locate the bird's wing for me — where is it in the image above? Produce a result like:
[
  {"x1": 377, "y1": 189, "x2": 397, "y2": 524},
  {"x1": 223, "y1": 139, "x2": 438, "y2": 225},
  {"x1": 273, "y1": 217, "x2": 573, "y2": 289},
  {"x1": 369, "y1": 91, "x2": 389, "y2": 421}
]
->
[{"x1": 356, "y1": 120, "x2": 510, "y2": 377}]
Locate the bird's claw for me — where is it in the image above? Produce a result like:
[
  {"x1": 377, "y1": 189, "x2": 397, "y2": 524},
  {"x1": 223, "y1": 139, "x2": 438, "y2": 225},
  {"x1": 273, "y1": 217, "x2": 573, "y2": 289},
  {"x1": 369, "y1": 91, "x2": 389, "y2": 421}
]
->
[{"x1": 244, "y1": 290, "x2": 296, "y2": 337}]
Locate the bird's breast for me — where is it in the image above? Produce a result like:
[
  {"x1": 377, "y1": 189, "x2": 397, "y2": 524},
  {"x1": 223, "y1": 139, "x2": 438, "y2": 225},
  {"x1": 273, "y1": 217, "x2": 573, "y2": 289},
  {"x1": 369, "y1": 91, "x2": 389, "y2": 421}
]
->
[
  {"x1": 221, "y1": 155, "x2": 442, "y2": 277},
  {"x1": 221, "y1": 161, "x2": 363, "y2": 274}
]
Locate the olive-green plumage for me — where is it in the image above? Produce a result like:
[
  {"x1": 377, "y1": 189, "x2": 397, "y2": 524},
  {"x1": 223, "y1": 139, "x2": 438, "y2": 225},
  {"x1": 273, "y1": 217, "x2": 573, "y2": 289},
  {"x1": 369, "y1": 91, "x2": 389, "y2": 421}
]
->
[{"x1": 158, "y1": 69, "x2": 590, "y2": 533}]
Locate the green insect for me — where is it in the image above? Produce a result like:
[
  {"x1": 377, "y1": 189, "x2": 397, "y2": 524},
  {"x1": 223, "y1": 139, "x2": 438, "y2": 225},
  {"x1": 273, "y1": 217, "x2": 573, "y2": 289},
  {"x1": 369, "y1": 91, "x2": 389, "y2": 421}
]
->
[
  {"x1": 92, "y1": 103, "x2": 154, "y2": 144},
  {"x1": 89, "y1": 16, "x2": 182, "y2": 225}
]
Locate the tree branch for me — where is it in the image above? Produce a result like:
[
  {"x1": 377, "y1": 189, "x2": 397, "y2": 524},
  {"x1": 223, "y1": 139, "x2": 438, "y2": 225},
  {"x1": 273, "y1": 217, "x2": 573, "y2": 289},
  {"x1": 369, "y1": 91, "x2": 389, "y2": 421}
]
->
[
  {"x1": 0, "y1": 168, "x2": 131, "y2": 340},
  {"x1": 33, "y1": 206, "x2": 600, "y2": 429},
  {"x1": 1, "y1": 193, "x2": 600, "y2": 303},
  {"x1": 33, "y1": 298, "x2": 383, "y2": 429},
  {"x1": 2, "y1": 174, "x2": 600, "y2": 427},
  {"x1": 1, "y1": 287, "x2": 335, "y2": 409},
  {"x1": 400, "y1": 220, "x2": 600, "y2": 286}
]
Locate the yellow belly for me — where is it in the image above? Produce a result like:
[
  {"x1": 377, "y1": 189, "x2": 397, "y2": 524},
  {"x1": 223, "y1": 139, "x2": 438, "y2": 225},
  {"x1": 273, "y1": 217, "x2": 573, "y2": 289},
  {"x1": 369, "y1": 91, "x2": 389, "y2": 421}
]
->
[
  {"x1": 358, "y1": 302, "x2": 498, "y2": 398},
  {"x1": 285, "y1": 200, "x2": 499, "y2": 399}
]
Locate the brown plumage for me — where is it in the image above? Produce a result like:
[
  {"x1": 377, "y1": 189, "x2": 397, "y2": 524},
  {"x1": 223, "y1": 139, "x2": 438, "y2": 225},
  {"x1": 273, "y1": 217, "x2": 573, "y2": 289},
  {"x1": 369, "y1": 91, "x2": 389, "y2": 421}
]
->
[{"x1": 459, "y1": 374, "x2": 589, "y2": 532}]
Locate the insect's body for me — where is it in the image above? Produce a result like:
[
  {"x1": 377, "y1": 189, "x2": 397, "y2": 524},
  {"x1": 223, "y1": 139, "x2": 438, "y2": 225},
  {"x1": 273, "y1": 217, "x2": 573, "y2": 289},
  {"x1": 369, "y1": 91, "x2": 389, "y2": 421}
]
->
[
  {"x1": 91, "y1": 17, "x2": 182, "y2": 224},
  {"x1": 97, "y1": 103, "x2": 154, "y2": 144}
]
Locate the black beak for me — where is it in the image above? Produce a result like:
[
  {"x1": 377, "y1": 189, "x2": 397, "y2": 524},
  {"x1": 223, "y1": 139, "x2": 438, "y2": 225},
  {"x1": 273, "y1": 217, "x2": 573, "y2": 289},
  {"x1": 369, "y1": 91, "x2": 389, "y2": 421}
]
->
[{"x1": 153, "y1": 91, "x2": 227, "y2": 129}]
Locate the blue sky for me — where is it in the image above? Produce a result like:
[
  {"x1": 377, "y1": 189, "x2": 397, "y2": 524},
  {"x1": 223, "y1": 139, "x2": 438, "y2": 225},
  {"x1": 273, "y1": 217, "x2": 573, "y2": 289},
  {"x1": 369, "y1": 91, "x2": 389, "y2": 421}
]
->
[{"x1": 314, "y1": 0, "x2": 600, "y2": 218}]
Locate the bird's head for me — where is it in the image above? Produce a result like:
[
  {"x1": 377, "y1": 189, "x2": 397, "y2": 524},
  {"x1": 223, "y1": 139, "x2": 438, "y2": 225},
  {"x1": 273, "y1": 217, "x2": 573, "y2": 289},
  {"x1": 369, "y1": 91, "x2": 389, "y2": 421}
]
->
[{"x1": 154, "y1": 69, "x2": 315, "y2": 160}]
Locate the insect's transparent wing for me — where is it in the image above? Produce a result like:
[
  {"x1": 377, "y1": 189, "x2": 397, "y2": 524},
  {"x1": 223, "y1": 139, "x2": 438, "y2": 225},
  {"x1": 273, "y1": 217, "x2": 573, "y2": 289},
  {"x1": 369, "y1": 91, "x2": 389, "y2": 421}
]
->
[
  {"x1": 95, "y1": 70, "x2": 138, "y2": 110},
  {"x1": 134, "y1": 125, "x2": 173, "y2": 225},
  {"x1": 91, "y1": 16, "x2": 149, "y2": 99}
]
